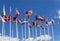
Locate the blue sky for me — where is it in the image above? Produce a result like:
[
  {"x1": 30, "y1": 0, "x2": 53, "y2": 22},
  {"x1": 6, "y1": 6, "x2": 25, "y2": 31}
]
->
[{"x1": 0, "y1": 0, "x2": 60, "y2": 41}]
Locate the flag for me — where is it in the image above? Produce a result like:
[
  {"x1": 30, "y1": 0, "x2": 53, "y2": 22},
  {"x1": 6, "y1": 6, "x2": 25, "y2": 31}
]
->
[
  {"x1": 35, "y1": 16, "x2": 46, "y2": 21},
  {"x1": 0, "y1": 15, "x2": 5, "y2": 22},
  {"x1": 4, "y1": 16, "x2": 10, "y2": 22},
  {"x1": 32, "y1": 22, "x2": 38, "y2": 27},
  {"x1": 18, "y1": 20, "x2": 27, "y2": 24},
  {"x1": 40, "y1": 24, "x2": 44, "y2": 29},
  {"x1": 46, "y1": 19, "x2": 54, "y2": 26},
  {"x1": 25, "y1": 10, "x2": 32, "y2": 16},
  {"x1": 12, "y1": 17, "x2": 18, "y2": 23},
  {"x1": 15, "y1": 8, "x2": 19, "y2": 17},
  {"x1": 32, "y1": 21, "x2": 45, "y2": 29}
]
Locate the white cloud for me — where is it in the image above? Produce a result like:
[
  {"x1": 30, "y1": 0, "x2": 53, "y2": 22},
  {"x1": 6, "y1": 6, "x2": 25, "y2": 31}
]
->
[{"x1": 0, "y1": 36, "x2": 19, "y2": 41}]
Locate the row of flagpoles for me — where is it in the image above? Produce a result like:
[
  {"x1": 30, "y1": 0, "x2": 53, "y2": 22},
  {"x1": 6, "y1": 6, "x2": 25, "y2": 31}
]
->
[{"x1": 0, "y1": 4, "x2": 54, "y2": 41}]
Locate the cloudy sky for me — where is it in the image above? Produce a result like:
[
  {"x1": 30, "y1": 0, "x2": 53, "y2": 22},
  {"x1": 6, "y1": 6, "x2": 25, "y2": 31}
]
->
[{"x1": 0, "y1": 0, "x2": 60, "y2": 41}]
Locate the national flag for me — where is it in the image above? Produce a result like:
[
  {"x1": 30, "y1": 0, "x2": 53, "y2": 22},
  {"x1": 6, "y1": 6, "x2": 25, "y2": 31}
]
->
[
  {"x1": 46, "y1": 19, "x2": 54, "y2": 26},
  {"x1": 25, "y1": 10, "x2": 32, "y2": 16},
  {"x1": 0, "y1": 15, "x2": 5, "y2": 22},
  {"x1": 35, "y1": 16, "x2": 46, "y2": 21},
  {"x1": 32, "y1": 22, "x2": 39, "y2": 27},
  {"x1": 12, "y1": 17, "x2": 18, "y2": 23},
  {"x1": 40, "y1": 24, "x2": 44, "y2": 29},
  {"x1": 18, "y1": 20, "x2": 27, "y2": 24},
  {"x1": 15, "y1": 8, "x2": 19, "y2": 17},
  {"x1": 4, "y1": 16, "x2": 10, "y2": 22},
  {"x1": 32, "y1": 21, "x2": 45, "y2": 29}
]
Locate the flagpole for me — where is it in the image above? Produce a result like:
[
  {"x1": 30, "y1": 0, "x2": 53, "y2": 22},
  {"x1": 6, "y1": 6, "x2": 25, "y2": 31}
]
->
[
  {"x1": 22, "y1": 25, "x2": 23, "y2": 41},
  {"x1": 2, "y1": 4, "x2": 5, "y2": 41},
  {"x1": 24, "y1": 16, "x2": 26, "y2": 41},
  {"x1": 12, "y1": 24, "x2": 13, "y2": 41},
  {"x1": 47, "y1": 26, "x2": 50, "y2": 41},
  {"x1": 40, "y1": 26, "x2": 42, "y2": 41},
  {"x1": 44, "y1": 26, "x2": 46, "y2": 41},
  {"x1": 28, "y1": 16, "x2": 30, "y2": 41},
  {"x1": 35, "y1": 27, "x2": 37, "y2": 41},
  {"x1": 2, "y1": 19, "x2": 4, "y2": 41},
  {"x1": 16, "y1": 20, "x2": 18, "y2": 41},
  {"x1": 32, "y1": 26, "x2": 34, "y2": 41},
  {"x1": 52, "y1": 23, "x2": 54, "y2": 41},
  {"x1": 9, "y1": 6, "x2": 12, "y2": 41}
]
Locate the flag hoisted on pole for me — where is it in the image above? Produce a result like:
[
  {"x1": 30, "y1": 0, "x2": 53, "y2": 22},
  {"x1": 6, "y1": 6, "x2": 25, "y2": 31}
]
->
[
  {"x1": 25, "y1": 10, "x2": 32, "y2": 41},
  {"x1": 51, "y1": 19, "x2": 54, "y2": 41},
  {"x1": 15, "y1": 8, "x2": 19, "y2": 41},
  {"x1": 2, "y1": 4, "x2": 5, "y2": 41}
]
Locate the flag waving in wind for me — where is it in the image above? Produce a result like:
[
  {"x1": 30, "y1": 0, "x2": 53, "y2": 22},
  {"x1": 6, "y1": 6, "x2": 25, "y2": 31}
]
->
[
  {"x1": 12, "y1": 17, "x2": 18, "y2": 23},
  {"x1": 35, "y1": 16, "x2": 46, "y2": 21},
  {"x1": 15, "y1": 8, "x2": 20, "y2": 17},
  {"x1": 32, "y1": 21, "x2": 44, "y2": 29},
  {"x1": 46, "y1": 19, "x2": 54, "y2": 26},
  {"x1": 18, "y1": 20, "x2": 27, "y2": 24},
  {"x1": 32, "y1": 22, "x2": 38, "y2": 27},
  {"x1": 25, "y1": 10, "x2": 32, "y2": 17}
]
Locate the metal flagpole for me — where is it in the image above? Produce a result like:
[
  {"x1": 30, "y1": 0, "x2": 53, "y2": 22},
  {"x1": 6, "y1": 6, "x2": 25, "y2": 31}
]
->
[
  {"x1": 24, "y1": 16, "x2": 26, "y2": 41},
  {"x1": 52, "y1": 22, "x2": 54, "y2": 41},
  {"x1": 2, "y1": 18, "x2": 4, "y2": 41},
  {"x1": 28, "y1": 16, "x2": 30, "y2": 41},
  {"x1": 44, "y1": 26, "x2": 46, "y2": 41},
  {"x1": 32, "y1": 26, "x2": 34, "y2": 41},
  {"x1": 22, "y1": 25, "x2": 23, "y2": 41},
  {"x1": 47, "y1": 26, "x2": 50, "y2": 41},
  {"x1": 35, "y1": 27, "x2": 37, "y2": 41},
  {"x1": 16, "y1": 21, "x2": 18, "y2": 41},
  {"x1": 10, "y1": 6, "x2": 11, "y2": 41},
  {"x1": 2, "y1": 4, "x2": 5, "y2": 41},
  {"x1": 12, "y1": 24, "x2": 13, "y2": 41},
  {"x1": 40, "y1": 26, "x2": 42, "y2": 41}
]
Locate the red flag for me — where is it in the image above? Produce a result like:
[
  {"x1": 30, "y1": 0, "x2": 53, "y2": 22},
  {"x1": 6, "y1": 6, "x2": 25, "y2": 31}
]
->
[
  {"x1": 16, "y1": 8, "x2": 19, "y2": 17},
  {"x1": 4, "y1": 16, "x2": 10, "y2": 22}
]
